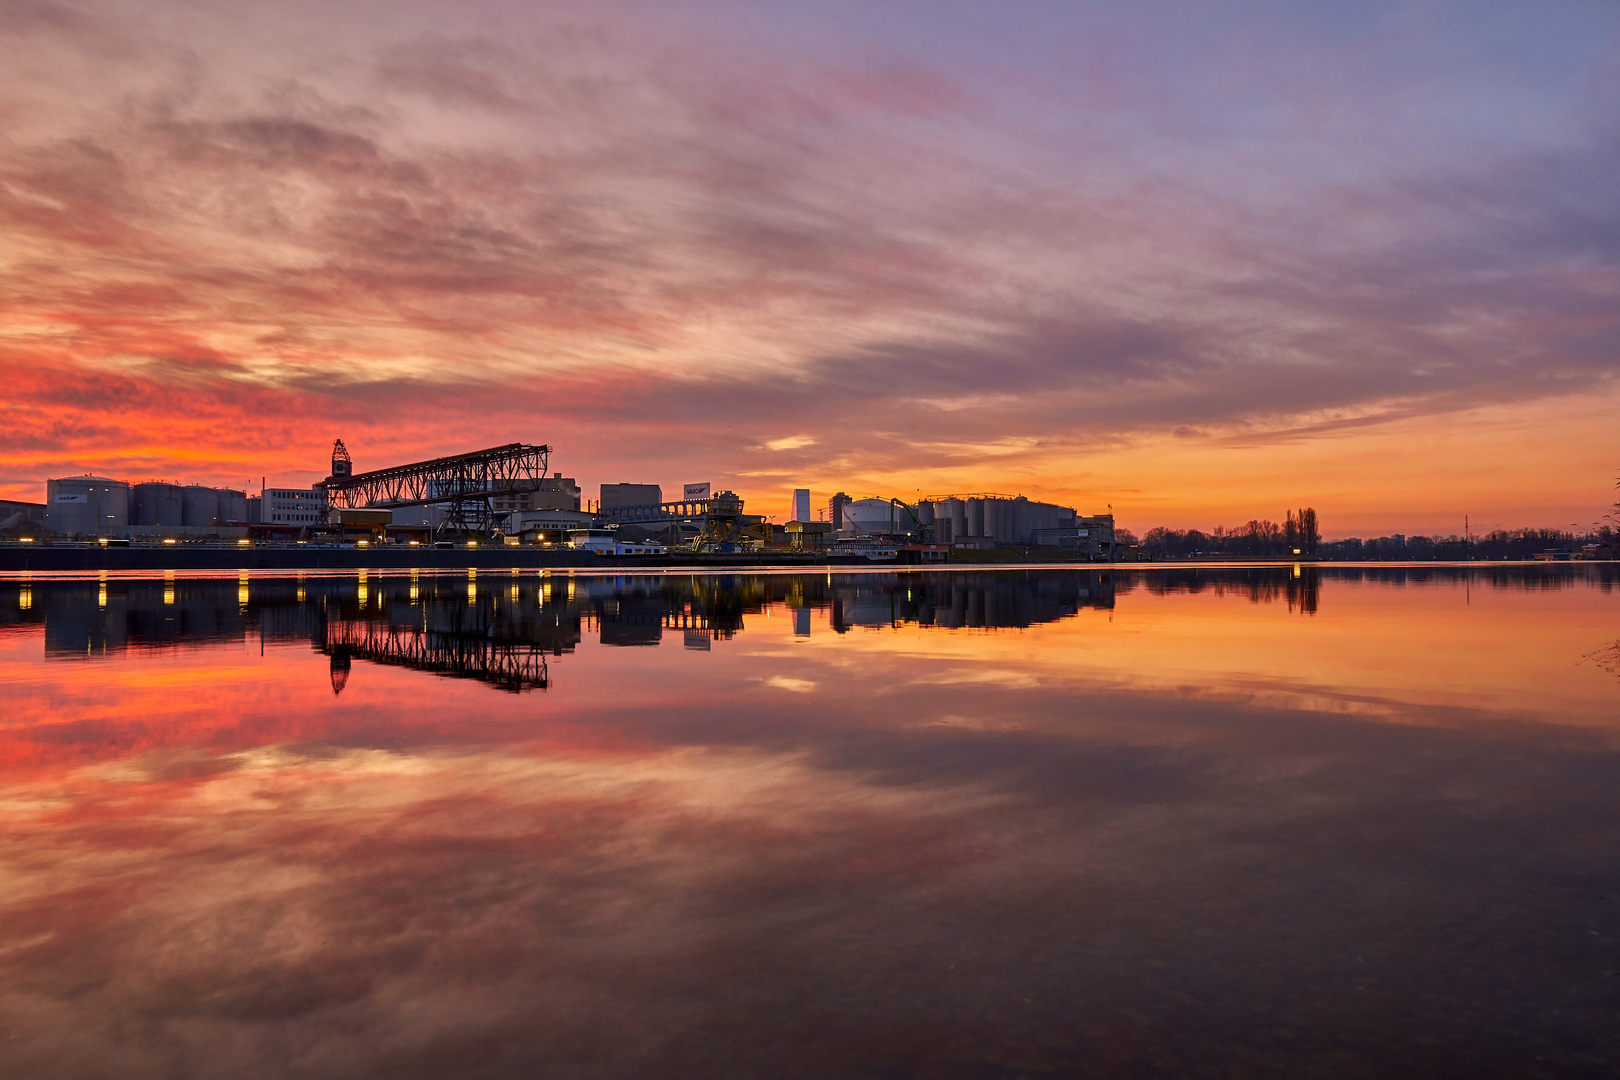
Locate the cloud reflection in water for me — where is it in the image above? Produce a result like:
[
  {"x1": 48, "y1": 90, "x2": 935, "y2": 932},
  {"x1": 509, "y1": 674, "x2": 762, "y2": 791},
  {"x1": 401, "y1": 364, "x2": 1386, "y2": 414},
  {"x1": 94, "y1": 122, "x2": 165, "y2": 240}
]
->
[{"x1": 0, "y1": 567, "x2": 1617, "y2": 1078}]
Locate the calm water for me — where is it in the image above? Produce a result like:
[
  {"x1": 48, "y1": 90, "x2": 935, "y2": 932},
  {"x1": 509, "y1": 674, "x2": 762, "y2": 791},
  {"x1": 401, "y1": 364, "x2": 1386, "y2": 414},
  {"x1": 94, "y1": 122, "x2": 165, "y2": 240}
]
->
[{"x1": 1, "y1": 566, "x2": 1617, "y2": 1079}]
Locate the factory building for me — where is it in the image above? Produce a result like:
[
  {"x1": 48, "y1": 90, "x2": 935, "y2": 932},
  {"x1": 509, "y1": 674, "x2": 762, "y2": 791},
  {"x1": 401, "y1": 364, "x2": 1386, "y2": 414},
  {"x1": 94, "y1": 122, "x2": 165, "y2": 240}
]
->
[
  {"x1": 493, "y1": 474, "x2": 580, "y2": 515},
  {"x1": 600, "y1": 483, "x2": 662, "y2": 510},
  {"x1": 45, "y1": 477, "x2": 130, "y2": 536},
  {"x1": 261, "y1": 484, "x2": 327, "y2": 526},
  {"x1": 822, "y1": 489, "x2": 1117, "y2": 559},
  {"x1": 0, "y1": 499, "x2": 44, "y2": 534},
  {"x1": 830, "y1": 492, "x2": 851, "y2": 531}
]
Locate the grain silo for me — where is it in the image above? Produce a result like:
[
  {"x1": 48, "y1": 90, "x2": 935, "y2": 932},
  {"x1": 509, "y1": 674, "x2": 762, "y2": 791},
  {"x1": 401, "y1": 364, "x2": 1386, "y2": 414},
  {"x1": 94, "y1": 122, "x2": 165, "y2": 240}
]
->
[
  {"x1": 182, "y1": 485, "x2": 220, "y2": 527},
  {"x1": 133, "y1": 482, "x2": 184, "y2": 527},
  {"x1": 216, "y1": 488, "x2": 247, "y2": 524},
  {"x1": 967, "y1": 498, "x2": 985, "y2": 540},
  {"x1": 45, "y1": 476, "x2": 130, "y2": 536}
]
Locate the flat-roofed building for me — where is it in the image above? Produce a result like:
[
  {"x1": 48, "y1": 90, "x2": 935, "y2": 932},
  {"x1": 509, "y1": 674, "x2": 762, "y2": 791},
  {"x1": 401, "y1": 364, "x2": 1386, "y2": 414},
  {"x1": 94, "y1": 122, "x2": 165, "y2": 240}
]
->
[
  {"x1": 600, "y1": 483, "x2": 661, "y2": 510},
  {"x1": 261, "y1": 484, "x2": 327, "y2": 526}
]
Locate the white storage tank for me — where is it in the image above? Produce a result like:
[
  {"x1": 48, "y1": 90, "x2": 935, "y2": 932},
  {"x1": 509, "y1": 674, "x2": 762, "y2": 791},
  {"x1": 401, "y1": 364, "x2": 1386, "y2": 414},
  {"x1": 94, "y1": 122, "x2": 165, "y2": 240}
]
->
[
  {"x1": 967, "y1": 498, "x2": 985, "y2": 539},
  {"x1": 133, "y1": 482, "x2": 184, "y2": 527},
  {"x1": 45, "y1": 477, "x2": 130, "y2": 536},
  {"x1": 842, "y1": 498, "x2": 918, "y2": 536},
  {"x1": 182, "y1": 485, "x2": 220, "y2": 527},
  {"x1": 216, "y1": 488, "x2": 247, "y2": 524}
]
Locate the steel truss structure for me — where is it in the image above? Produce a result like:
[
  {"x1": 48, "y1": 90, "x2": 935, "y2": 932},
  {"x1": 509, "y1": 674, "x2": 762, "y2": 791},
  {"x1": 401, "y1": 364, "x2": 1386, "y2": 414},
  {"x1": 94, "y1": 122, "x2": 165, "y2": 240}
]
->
[
  {"x1": 320, "y1": 617, "x2": 550, "y2": 693},
  {"x1": 323, "y1": 443, "x2": 550, "y2": 537},
  {"x1": 595, "y1": 490, "x2": 768, "y2": 552}
]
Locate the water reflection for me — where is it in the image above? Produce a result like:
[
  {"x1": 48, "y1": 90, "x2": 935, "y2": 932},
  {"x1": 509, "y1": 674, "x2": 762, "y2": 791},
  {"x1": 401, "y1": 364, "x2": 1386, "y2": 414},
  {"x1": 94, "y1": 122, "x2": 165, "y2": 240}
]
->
[
  {"x1": 0, "y1": 569, "x2": 1122, "y2": 692},
  {"x1": 1, "y1": 566, "x2": 1618, "y2": 1076}
]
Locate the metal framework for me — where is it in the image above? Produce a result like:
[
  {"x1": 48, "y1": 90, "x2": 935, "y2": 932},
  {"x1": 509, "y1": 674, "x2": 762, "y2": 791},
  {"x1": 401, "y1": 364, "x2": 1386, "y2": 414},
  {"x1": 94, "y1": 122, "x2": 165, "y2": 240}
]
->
[
  {"x1": 320, "y1": 617, "x2": 550, "y2": 693},
  {"x1": 596, "y1": 491, "x2": 767, "y2": 552},
  {"x1": 323, "y1": 443, "x2": 550, "y2": 537}
]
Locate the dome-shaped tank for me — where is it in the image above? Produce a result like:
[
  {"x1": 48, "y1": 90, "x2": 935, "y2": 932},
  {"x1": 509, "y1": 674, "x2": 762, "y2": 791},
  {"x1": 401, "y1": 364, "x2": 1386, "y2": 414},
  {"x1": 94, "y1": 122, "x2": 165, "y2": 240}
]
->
[
  {"x1": 45, "y1": 476, "x2": 130, "y2": 536},
  {"x1": 842, "y1": 498, "x2": 918, "y2": 536},
  {"x1": 133, "y1": 482, "x2": 184, "y2": 527},
  {"x1": 182, "y1": 485, "x2": 220, "y2": 527}
]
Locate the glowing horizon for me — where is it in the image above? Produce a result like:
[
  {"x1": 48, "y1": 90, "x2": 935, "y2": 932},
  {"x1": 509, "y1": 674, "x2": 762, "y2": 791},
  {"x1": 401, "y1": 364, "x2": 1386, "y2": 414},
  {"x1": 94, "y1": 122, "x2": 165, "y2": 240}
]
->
[{"x1": 2, "y1": 0, "x2": 1617, "y2": 537}]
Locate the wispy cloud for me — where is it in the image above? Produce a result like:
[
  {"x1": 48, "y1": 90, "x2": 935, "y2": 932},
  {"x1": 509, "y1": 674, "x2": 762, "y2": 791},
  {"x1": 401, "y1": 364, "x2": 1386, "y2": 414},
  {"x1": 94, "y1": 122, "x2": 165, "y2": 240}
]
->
[{"x1": 0, "y1": 0, "x2": 1615, "y2": 519}]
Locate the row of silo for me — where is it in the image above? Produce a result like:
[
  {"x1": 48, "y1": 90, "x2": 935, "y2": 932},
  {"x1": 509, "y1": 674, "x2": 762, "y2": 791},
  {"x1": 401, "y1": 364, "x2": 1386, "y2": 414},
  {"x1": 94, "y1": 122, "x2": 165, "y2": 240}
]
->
[
  {"x1": 912, "y1": 496, "x2": 1080, "y2": 546},
  {"x1": 134, "y1": 483, "x2": 245, "y2": 527},
  {"x1": 43, "y1": 477, "x2": 249, "y2": 535}
]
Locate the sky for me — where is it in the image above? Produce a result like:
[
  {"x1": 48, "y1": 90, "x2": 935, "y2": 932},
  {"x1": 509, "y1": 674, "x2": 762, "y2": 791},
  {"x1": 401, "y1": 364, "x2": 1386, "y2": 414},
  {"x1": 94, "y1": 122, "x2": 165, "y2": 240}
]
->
[{"x1": 1, "y1": 0, "x2": 1617, "y2": 537}]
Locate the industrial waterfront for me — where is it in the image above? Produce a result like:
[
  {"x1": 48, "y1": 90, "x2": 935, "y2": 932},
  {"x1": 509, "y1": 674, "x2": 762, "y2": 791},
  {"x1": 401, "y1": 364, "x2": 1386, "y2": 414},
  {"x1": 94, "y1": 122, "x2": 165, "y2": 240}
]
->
[
  {"x1": 1, "y1": 564, "x2": 1617, "y2": 1078},
  {"x1": 1, "y1": 440, "x2": 1121, "y2": 568}
]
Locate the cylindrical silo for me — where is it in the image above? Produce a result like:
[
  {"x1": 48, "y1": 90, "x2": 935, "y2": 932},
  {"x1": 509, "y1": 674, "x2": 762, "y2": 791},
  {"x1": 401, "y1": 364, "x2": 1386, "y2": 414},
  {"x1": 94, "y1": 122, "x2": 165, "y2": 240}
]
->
[
  {"x1": 991, "y1": 498, "x2": 1010, "y2": 543},
  {"x1": 967, "y1": 498, "x2": 985, "y2": 540},
  {"x1": 916, "y1": 500, "x2": 935, "y2": 526},
  {"x1": 216, "y1": 488, "x2": 247, "y2": 524},
  {"x1": 182, "y1": 485, "x2": 220, "y2": 527},
  {"x1": 45, "y1": 476, "x2": 130, "y2": 536},
  {"x1": 133, "y1": 482, "x2": 184, "y2": 527}
]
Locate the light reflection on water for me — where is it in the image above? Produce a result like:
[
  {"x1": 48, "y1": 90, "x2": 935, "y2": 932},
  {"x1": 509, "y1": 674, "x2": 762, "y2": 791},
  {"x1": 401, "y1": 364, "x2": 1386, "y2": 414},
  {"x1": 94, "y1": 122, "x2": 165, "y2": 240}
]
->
[{"x1": 0, "y1": 566, "x2": 1617, "y2": 1078}]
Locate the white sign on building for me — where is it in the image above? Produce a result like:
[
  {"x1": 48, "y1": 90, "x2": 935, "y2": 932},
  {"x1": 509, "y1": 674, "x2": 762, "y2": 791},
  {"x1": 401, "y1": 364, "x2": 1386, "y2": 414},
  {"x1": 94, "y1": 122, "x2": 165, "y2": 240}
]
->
[{"x1": 683, "y1": 482, "x2": 711, "y2": 501}]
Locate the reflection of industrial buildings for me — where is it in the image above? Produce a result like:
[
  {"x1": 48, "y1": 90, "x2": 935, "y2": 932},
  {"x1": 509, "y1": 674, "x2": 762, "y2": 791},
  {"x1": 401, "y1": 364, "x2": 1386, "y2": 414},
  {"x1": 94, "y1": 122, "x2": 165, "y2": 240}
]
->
[
  {"x1": 0, "y1": 569, "x2": 1131, "y2": 693},
  {"x1": 29, "y1": 439, "x2": 1115, "y2": 560}
]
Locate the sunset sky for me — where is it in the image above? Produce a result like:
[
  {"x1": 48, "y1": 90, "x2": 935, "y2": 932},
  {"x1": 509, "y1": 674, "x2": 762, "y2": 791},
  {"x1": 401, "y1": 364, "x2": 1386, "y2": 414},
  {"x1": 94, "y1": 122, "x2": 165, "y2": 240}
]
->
[{"x1": 1, "y1": 0, "x2": 1617, "y2": 536}]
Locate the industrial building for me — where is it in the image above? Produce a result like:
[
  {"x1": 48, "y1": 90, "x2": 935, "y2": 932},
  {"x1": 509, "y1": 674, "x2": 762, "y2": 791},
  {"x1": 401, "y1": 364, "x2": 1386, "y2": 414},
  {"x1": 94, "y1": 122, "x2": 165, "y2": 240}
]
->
[
  {"x1": 600, "y1": 483, "x2": 662, "y2": 510},
  {"x1": 30, "y1": 441, "x2": 1117, "y2": 559},
  {"x1": 493, "y1": 474, "x2": 581, "y2": 515},
  {"x1": 0, "y1": 499, "x2": 44, "y2": 534},
  {"x1": 261, "y1": 485, "x2": 326, "y2": 526},
  {"x1": 827, "y1": 491, "x2": 1116, "y2": 559}
]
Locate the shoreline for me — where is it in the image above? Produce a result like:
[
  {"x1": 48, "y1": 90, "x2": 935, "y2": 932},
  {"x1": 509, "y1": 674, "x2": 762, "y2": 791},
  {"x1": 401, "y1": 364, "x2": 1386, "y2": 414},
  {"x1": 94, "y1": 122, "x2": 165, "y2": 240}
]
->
[{"x1": 0, "y1": 543, "x2": 1609, "y2": 577}]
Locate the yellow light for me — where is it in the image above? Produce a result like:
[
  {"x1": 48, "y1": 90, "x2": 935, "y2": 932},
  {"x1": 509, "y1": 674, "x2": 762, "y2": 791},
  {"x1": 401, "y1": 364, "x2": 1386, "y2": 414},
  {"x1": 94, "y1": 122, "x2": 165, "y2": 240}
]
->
[
  {"x1": 18, "y1": 537, "x2": 32, "y2": 543},
  {"x1": 164, "y1": 587, "x2": 174, "y2": 605},
  {"x1": 409, "y1": 540, "x2": 420, "y2": 546},
  {"x1": 19, "y1": 588, "x2": 32, "y2": 611},
  {"x1": 98, "y1": 537, "x2": 109, "y2": 545},
  {"x1": 467, "y1": 540, "x2": 479, "y2": 548},
  {"x1": 163, "y1": 538, "x2": 177, "y2": 545},
  {"x1": 1293, "y1": 548, "x2": 1301, "y2": 555},
  {"x1": 238, "y1": 538, "x2": 251, "y2": 546},
  {"x1": 357, "y1": 539, "x2": 369, "y2": 547}
]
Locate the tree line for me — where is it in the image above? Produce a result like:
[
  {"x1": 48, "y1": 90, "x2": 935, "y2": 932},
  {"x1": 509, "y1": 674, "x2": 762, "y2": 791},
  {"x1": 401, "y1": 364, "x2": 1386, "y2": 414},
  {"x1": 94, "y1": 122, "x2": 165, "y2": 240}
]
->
[
  {"x1": 1126, "y1": 508, "x2": 1321, "y2": 559},
  {"x1": 1119, "y1": 515, "x2": 1619, "y2": 561}
]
